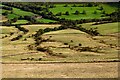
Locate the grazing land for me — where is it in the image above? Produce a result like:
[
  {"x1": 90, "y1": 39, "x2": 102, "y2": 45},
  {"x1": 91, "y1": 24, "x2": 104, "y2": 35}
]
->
[
  {"x1": 1, "y1": 2, "x2": 119, "y2": 78},
  {"x1": 2, "y1": 62, "x2": 118, "y2": 78}
]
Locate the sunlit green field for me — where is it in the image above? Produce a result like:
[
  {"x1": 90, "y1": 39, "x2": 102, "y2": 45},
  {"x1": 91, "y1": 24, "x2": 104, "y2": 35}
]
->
[
  {"x1": 12, "y1": 20, "x2": 29, "y2": 24},
  {"x1": 49, "y1": 4, "x2": 117, "y2": 20},
  {"x1": 36, "y1": 18, "x2": 57, "y2": 23}
]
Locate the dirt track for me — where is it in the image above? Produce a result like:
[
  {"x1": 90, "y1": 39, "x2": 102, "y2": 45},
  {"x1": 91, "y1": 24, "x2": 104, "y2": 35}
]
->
[{"x1": 2, "y1": 62, "x2": 118, "y2": 78}]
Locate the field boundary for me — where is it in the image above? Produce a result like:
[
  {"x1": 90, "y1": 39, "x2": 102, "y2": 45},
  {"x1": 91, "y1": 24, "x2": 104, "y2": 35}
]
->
[{"x1": 1, "y1": 60, "x2": 120, "y2": 64}]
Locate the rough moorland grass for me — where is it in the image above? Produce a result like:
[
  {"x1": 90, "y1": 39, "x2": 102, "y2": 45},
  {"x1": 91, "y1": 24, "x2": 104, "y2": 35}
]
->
[
  {"x1": 22, "y1": 24, "x2": 61, "y2": 33},
  {"x1": 41, "y1": 29, "x2": 118, "y2": 62},
  {"x1": 1, "y1": 25, "x2": 118, "y2": 62},
  {"x1": 42, "y1": 29, "x2": 105, "y2": 47},
  {"x1": 0, "y1": 26, "x2": 18, "y2": 34},
  {"x1": 82, "y1": 22, "x2": 119, "y2": 35}
]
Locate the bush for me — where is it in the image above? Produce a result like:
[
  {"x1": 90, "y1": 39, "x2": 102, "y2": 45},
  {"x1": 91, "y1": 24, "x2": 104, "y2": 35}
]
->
[
  {"x1": 80, "y1": 47, "x2": 92, "y2": 51},
  {"x1": 23, "y1": 38, "x2": 27, "y2": 41},
  {"x1": 10, "y1": 32, "x2": 14, "y2": 36},
  {"x1": 64, "y1": 43, "x2": 68, "y2": 45},
  {"x1": 72, "y1": 4, "x2": 77, "y2": 7},
  {"x1": 79, "y1": 43, "x2": 82, "y2": 46},
  {"x1": 93, "y1": 11, "x2": 97, "y2": 14},
  {"x1": 65, "y1": 11, "x2": 69, "y2": 15},
  {"x1": 11, "y1": 35, "x2": 22, "y2": 41},
  {"x1": 37, "y1": 47, "x2": 47, "y2": 52},
  {"x1": 74, "y1": 10, "x2": 80, "y2": 15},
  {"x1": 64, "y1": 4, "x2": 68, "y2": 7},
  {"x1": 82, "y1": 10, "x2": 86, "y2": 14},
  {"x1": 70, "y1": 40, "x2": 73, "y2": 42},
  {"x1": 56, "y1": 12, "x2": 62, "y2": 16}
]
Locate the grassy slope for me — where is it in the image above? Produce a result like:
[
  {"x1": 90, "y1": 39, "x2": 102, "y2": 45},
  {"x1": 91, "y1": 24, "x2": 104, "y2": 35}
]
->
[
  {"x1": 41, "y1": 28, "x2": 118, "y2": 62},
  {"x1": 81, "y1": 22, "x2": 119, "y2": 35},
  {"x1": 43, "y1": 29, "x2": 104, "y2": 47},
  {"x1": 1, "y1": 26, "x2": 46, "y2": 61},
  {"x1": 0, "y1": 26, "x2": 18, "y2": 34},
  {"x1": 1, "y1": 23, "x2": 119, "y2": 62},
  {"x1": 22, "y1": 24, "x2": 61, "y2": 33}
]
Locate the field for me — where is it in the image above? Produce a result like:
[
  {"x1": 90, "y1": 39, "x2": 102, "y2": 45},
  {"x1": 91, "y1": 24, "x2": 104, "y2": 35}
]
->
[
  {"x1": 1, "y1": 2, "x2": 119, "y2": 78},
  {"x1": 1, "y1": 5, "x2": 58, "y2": 24},
  {"x1": 1, "y1": 3, "x2": 118, "y2": 24},
  {"x1": 2, "y1": 62, "x2": 118, "y2": 78},
  {"x1": 1, "y1": 22, "x2": 119, "y2": 62},
  {"x1": 81, "y1": 22, "x2": 119, "y2": 35},
  {"x1": 49, "y1": 3, "x2": 117, "y2": 20},
  {"x1": 36, "y1": 18, "x2": 57, "y2": 23},
  {"x1": 12, "y1": 20, "x2": 29, "y2": 24}
]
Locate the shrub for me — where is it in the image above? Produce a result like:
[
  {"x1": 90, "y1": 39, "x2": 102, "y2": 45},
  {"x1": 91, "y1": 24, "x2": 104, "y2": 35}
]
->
[
  {"x1": 79, "y1": 43, "x2": 82, "y2": 46},
  {"x1": 97, "y1": 6, "x2": 103, "y2": 10},
  {"x1": 82, "y1": 10, "x2": 86, "y2": 14},
  {"x1": 37, "y1": 47, "x2": 47, "y2": 52},
  {"x1": 93, "y1": 11, "x2": 97, "y2": 14},
  {"x1": 72, "y1": 4, "x2": 76, "y2": 7},
  {"x1": 64, "y1": 4, "x2": 68, "y2": 7},
  {"x1": 101, "y1": 10, "x2": 106, "y2": 14},
  {"x1": 64, "y1": 43, "x2": 68, "y2": 45},
  {"x1": 70, "y1": 40, "x2": 73, "y2": 42},
  {"x1": 23, "y1": 38, "x2": 27, "y2": 41},
  {"x1": 56, "y1": 12, "x2": 62, "y2": 16},
  {"x1": 11, "y1": 35, "x2": 22, "y2": 41},
  {"x1": 10, "y1": 32, "x2": 14, "y2": 36},
  {"x1": 65, "y1": 11, "x2": 69, "y2": 15},
  {"x1": 74, "y1": 10, "x2": 80, "y2": 15}
]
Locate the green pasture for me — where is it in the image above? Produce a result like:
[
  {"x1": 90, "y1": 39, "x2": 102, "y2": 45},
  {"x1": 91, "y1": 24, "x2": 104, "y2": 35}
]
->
[
  {"x1": 12, "y1": 20, "x2": 29, "y2": 24},
  {"x1": 36, "y1": 18, "x2": 57, "y2": 23},
  {"x1": 7, "y1": 14, "x2": 19, "y2": 19},
  {"x1": 12, "y1": 7, "x2": 35, "y2": 16},
  {"x1": 49, "y1": 3, "x2": 117, "y2": 20}
]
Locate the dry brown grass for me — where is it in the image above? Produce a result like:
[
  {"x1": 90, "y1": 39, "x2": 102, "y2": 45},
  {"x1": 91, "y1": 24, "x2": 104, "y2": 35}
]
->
[{"x1": 2, "y1": 62, "x2": 118, "y2": 78}]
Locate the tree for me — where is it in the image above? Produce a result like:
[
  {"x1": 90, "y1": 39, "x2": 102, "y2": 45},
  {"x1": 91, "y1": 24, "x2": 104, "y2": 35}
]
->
[
  {"x1": 64, "y1": 4, "x2": 68, "y2": 7},
  {"x1": 44, "y1": 28, "x2": 52, "y2": 32},
  {"x1": 93, "y1": 10, "x2": 97, "y2": 14},
  {"x1": 74, "y1": 10, "x2": 80, "y2": 15},
  {"x1": 49, "y1": 4, "x2": 56, "y2": 8},
  {"x1": 79, "y1": 43, "x2": 82, "y2": 46},
  {"x1": 65, "y1": 11, "x2": 69, "y2": 15},
  {"x1": 101, "y1": 10, "x2": 106, "y2": 14},
  {"x1": 98, "y1": 6, "x2": 103, "y2": 10},
  {"x1": 72, "y1": 4, "x2": 76, "y2": 7},
  {"x1": 3, "y1": 11, "x2": 9, "y2": 15},
  {"x1": 11, "y1": 17, "x2": 18, "y2": 22},
  {"x1": 56, "y1": 12, "x2": 62, "y2": 16},
  {"x1": 82, "y1": 10, "x2": 86, "y2": 14},
  {"x1": 87, "y1": 3, "x2": 93, "y2": 7},
  {"x1": 48, "y1": 12, "x2": 53, "y2": 15}
]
